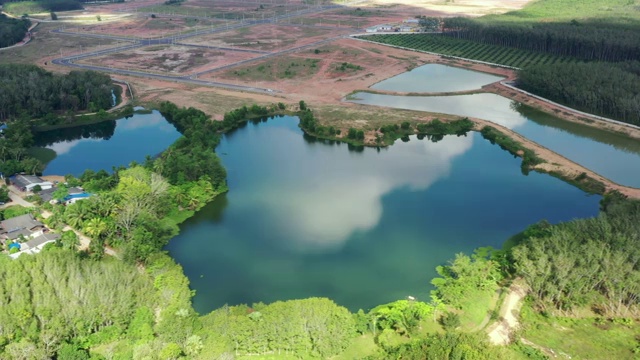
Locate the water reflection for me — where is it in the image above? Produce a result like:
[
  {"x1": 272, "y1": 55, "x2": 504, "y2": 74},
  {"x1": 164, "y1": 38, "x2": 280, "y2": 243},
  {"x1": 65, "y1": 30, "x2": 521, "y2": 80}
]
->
[
  {"x1": 167, "y1": 116, "x2": 601, "y2": 313},
  {"x1": 348, "y1": 92, "x2": 640, "y2": 187},
  {"x1": 228, "y1": 123, "x2": 474, "y2": 253},
  {"x1": 39, "y1": 110, "x2": 181, "y2": 176},
  {"x1": 371, "y1": 64, "x2": 505, "y2": 93}
]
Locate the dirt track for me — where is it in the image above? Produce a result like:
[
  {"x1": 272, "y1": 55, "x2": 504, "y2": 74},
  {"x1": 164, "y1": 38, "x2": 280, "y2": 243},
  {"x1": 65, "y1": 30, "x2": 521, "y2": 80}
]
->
[{"x1": 488, "y1": 282, "x2": 527, "y2": 345}]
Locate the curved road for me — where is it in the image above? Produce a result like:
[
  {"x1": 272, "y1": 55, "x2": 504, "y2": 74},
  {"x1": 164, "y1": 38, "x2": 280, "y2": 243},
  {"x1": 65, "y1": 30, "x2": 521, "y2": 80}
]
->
[{"x1": 50, "y1": 3, "x2": 354, "y2": 93}]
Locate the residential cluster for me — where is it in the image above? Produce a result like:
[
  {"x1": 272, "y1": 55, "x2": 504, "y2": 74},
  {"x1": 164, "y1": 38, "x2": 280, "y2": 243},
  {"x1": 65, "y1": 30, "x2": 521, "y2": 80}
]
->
[{"x1": 1, "y1": 174, "x2": 93, "y2": 258}]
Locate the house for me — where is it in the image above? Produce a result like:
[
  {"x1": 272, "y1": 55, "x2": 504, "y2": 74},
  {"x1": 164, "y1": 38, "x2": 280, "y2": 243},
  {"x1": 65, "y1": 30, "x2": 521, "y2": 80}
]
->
[
  {"x1": 64, "y1": 192, "x2": 92, "y2": 205},
  {"x1": 10, "y1": 174, "x2": 53, "y2": 192},
  {"x1": 0, "y1": 214, "x2": 44, "y2": 242},
  {"x1": 40, "y1": 186, "x2": 84, "y2": 203},
  {"x1": 10, "y1": 233, "x2": 60, "y2": 259}
]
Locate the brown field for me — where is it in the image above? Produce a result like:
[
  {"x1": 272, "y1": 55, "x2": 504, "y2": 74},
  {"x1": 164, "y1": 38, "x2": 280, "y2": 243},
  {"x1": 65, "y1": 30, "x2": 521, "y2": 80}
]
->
[
  {"x1": 0, "y1": 23, "x2": 120, "y2": 67},
  {"x1": 182, "y1": 24, "x2": 349, "y2": 51},
  {"x1": 77, "y1": 45, "x2": 261, "y2": 74},
  {"x1": 70, "y1": 15, "x2": 223, "y2": 38}
]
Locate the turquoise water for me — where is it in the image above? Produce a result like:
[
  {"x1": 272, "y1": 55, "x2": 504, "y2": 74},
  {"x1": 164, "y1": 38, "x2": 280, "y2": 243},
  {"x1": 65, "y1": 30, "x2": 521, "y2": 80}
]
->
[
  {"x1": 371, "y1": 64, "x2": 505, "y2": 93},
  {"x1": 348, "y1": 92, "x2": 640, "y2": 188},
  {"x1": 36, "y1": 111, "x2": 181, "y2": 176},
  {"x1": 166, "y1": 116, "x2": 600, "y2": 313}
]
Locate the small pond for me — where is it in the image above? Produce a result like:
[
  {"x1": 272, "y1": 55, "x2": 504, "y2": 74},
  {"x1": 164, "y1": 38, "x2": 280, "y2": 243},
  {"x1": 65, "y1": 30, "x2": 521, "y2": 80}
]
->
[
  {"x1": 371, "y1": 64, "x2": 505, "y2": 93},
  {"x1": 35, "y1": 110, "x2": 181, "y2": 176}
]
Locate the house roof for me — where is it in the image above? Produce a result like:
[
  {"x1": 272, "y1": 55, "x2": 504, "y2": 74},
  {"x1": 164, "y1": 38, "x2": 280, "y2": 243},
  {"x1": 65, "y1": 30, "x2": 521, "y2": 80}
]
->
[
  {"x1": 0, "y1": 214, "x2": 43, "y2": 235},
  {"x1": 39, "y1": 187, "x2": 84, "y2": 202},
  {"x1": 5, "y1": 228, "x2": 33, "y2": 240},
  {"x1": 10, "y1": 174, "x2": 47, "y2": 189},
  {"x1": 23, "y1": 233, "x2": 60, "y2": 250}
]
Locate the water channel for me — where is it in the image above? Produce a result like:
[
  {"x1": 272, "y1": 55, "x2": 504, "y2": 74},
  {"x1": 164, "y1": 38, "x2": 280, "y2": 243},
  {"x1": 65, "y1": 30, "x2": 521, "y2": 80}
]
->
[
  {"x1": 167, "y1": 116, "x2": 600, "y2": 313},
  {"x1": 349, "y1": 71, "x2": 640, "y2": 188}
]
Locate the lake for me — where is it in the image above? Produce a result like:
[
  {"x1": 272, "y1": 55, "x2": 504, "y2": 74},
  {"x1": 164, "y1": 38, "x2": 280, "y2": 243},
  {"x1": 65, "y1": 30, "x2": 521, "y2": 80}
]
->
[
  {"x1": 36, "y1": 111, "x2": 181, "y2": 176},
  {"x1": 371, "y1": 64, "x2": 505, "y2": 93},
  {"x1": 166, "y1": 116, "x2": 600, "y2": 313},
  {"x1": 348, "y1": 92, "x2": 640, "y2": 188}
]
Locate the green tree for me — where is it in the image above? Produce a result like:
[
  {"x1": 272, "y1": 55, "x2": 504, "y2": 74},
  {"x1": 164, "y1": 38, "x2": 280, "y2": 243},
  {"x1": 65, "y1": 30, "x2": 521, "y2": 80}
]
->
[{"x1": 0, "y1": 186, "x2": 9, "y2": 203}]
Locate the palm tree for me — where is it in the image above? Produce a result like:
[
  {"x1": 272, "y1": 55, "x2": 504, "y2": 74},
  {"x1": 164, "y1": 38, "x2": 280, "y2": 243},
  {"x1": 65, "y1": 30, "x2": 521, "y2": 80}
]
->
[{"x1": 83, "y1": 218, "x2": 107, "y2": 239}]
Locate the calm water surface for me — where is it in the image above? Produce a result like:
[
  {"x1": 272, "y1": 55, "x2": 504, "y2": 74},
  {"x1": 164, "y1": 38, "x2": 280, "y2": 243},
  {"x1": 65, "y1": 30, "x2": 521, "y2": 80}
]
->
[
  {"x1": 348, "y1": 92, "x2": 640, "y2": 188},
  {"x1": 166, "y1": 116, "x2": 599, "y2": 313},
  {"x1": 36, "y1": 111, "x2": 181, "y2": 176},
  {"x1": 371, "y1": 64, "x2": 505, "y2": 93}
]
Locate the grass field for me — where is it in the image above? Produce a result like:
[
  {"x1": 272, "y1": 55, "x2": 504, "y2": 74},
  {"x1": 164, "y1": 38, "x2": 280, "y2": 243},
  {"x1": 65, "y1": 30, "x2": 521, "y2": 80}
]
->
[
  {"x1": 359, "y1": 34, "x2": 576, "y2": 69},
  {"x1": 484, "y1": 0, "x2": 640, "y2": 23},
  {"x1": 520, "y1": 303, "x2": 640, "y2": 359}
]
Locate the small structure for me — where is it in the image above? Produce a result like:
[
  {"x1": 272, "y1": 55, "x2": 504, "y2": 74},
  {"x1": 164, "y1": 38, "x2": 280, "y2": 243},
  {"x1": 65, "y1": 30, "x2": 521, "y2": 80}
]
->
[
  {"x1": 0, "y1": 123, "x2": 7, "y2": 134},
  {"x1": 0, "y1": 214, "x2": 45, "y2": 242},
  {"x1": 403, "y1": 19, "x2": 420, "y2": 24},
  {"x1": 10, "y1": 175, "x2": 53, "y2": 192},
  {"x1": 10, "y1": 233, "x2": 60, "y2": 259},
  {"x1": 40, "y1": 186, "x2": 84, "y2": 203},
  {"x1": 63, "y1": 193, "x2": 92, "y2": 206}
]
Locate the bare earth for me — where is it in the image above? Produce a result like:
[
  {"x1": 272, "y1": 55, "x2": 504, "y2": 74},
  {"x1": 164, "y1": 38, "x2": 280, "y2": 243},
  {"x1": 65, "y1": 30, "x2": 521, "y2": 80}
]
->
[{"x1": 488, "y1": 281, "x2": 527, "y2": 345}]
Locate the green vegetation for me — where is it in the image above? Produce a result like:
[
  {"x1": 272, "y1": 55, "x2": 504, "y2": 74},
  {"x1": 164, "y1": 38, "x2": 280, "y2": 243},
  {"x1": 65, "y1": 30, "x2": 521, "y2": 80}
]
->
[
  {"x1": 0, "y1": 14, "x2": 30, "y2": 48},
  {"x1": 0, "y1": 64, "x2": 120, "y2": 121},
  {"x1": 360, "y1": 34, "x2": 572, "y2": 69},
  {"x1": 484, "y1": 0, "x2": 640, "y2": 22},
  {"x1": 232, "y1": 58, "x2": 320, "y2": 81},
  {"x1": 518, "y1": 62, "x2": 640, "y2": 125},
  {"x1": 335, "y1": 62, "x2": 363, "y2": 72},
  {"x1": 480, "y1": 126, "x2": 544, "y2": 174},
  {"x1": 3, "y1": 0, "x2": 82, "y2": 15}
]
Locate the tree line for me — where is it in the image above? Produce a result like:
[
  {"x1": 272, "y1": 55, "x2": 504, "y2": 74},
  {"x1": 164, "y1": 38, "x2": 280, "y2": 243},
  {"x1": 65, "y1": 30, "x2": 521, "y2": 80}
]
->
[
  {"x1": 511, "y1": 193, "x2": 640, "y2": 316},
  {"x1": 0, "y1": 64, "x2": 119, "y2": 121},
  {"x1": 517, "y1": 61, "x2": 640, "y2": 125},
  {"x1": 0, "y1": 14, "x2": 30, "y2": 48},
  {"x1": 442, "y1": 17, "x2": 640, "y2": 63}
]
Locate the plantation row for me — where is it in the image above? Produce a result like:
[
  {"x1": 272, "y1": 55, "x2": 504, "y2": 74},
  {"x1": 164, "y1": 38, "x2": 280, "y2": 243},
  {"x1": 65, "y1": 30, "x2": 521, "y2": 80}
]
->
[{"x1": 359, "y1": 34, "x2": 576, "y2": 69}]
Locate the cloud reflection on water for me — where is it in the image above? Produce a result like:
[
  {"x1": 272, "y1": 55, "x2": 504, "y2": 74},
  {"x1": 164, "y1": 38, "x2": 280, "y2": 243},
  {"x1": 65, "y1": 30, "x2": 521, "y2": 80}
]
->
[{"x1": 238, "y1": 130, "x2": 473, "y2": 253}]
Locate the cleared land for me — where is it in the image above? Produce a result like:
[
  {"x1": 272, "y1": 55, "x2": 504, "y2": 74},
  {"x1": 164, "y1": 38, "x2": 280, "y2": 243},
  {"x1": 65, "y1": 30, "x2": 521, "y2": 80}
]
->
[
  {"x1": 182, "y1": 24, "x2": 348, "y2": 51},
  {"x1": 77, "y1": 45, "x2": 259, "y2": 75},
  {"x1": 69, "y1": 15, "x2": 223, "y2": 38}
]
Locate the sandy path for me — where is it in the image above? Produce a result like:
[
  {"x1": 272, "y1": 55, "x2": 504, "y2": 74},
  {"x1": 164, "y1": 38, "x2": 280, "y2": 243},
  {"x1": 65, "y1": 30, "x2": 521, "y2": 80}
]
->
[
  {"x1": 488, "y1": 282, "x2": 527, "y2": 345},
  {"x1": 469, "y1": 117, "x2": 640, "y2": 199}
]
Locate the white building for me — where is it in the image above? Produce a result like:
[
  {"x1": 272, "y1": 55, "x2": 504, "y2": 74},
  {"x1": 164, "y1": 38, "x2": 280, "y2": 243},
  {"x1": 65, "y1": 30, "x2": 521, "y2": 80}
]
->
[{"x1": 10, "y1": 174, "x2": 53, "y2": 192}]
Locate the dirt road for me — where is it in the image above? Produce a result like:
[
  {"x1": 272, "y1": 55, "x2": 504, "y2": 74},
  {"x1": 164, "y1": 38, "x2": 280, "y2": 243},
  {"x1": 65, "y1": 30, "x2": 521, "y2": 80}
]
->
[{"x1": 488, "y1": 282, "x2": 527, "y2": 345}]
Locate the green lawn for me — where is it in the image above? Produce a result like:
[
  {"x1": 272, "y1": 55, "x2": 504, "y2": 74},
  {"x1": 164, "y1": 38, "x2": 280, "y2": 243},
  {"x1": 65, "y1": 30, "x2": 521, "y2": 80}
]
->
[
  {"x1": 484, "y1": 0, "x2": 640, "y2": 23},
  {"x1": 1, "y1": 205, "x2": 33, "y2": 219},
  {"x1": 520, "y1": 304, "x2": 640, "y2": 359}
]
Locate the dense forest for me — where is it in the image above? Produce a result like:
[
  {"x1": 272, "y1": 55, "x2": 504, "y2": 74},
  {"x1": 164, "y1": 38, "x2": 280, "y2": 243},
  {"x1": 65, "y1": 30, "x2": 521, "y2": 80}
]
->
[
  {"x1": 442, "y1": 18, "x2": 640, "y2": 63},
  {"x1": 0, "y1": 14, "x2": 30, "y2": 48},
  {"x1": 517, "y1": 61, "x2": 640, "y2": 125},
  {"x1": 0, "y1": 64, "x2": 119, "y2": 121},
  {"x1": 512, "y1": 193, "x2": 640, "y2": 317}
]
